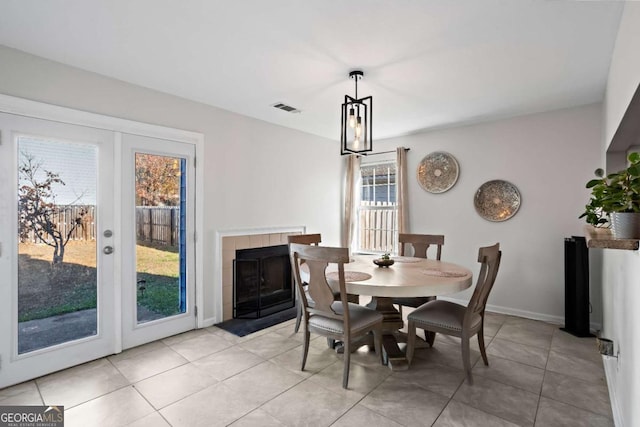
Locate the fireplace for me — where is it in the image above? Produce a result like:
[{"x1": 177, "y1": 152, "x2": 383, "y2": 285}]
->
[{"x1": 233, "y1": 244, "x2": 294, "y2": 319}]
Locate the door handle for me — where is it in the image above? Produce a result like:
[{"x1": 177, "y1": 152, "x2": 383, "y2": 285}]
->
[{"x1": 103, "y1": 246, "x2": 114, "y2": 255}]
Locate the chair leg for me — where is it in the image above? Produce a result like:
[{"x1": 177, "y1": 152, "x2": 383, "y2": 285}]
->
[
  {"x1": 342, "y1": 338, "x2": 351, "y2": 389},
  {"x1": 461, "y1": 337, "x2": 473, "y2": 385},
  {"x1": 425, "y1": 331, "x2": 436, "y2": 347},
  {"x1": 373, "y1": 327, "x2": 383, "y2": 365},
  {"x1": 406, "y1": 320, "x2": 417, "y2": 365},
  {"x1": 478, "y1": 330, "x2": 489, "y2": 366},
  {"x1": 301, "y1": 330, "x2": 310, "y2": 371},
  {"x1": 294, "y1": 302, "x2": 302, "y2": 333}
]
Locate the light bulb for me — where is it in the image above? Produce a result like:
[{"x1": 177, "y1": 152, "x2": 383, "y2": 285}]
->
[
  {"x1": 348, "y1": 108, "x2": 355, "y2": 128},
  {"x1": 355, "y1": 116, "x2": 362, "y2": 138},
  {"x1": 353, "y1": 136, "x2": 360, "y2": 149}
]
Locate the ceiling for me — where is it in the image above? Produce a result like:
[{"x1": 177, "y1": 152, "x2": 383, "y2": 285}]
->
[{"x1": 0, "y1": 1, "x2": 625, "y2": 141}]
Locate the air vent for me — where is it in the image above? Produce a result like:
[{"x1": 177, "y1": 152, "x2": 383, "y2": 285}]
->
[{"x1": 272, "y1": 102, "x2": 302, "y2": 114}]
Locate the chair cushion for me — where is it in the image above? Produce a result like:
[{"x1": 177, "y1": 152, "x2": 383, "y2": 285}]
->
[
  {"x1": 309, "y1": 302, "x2": 383, "y2": 335},
  {"x1": 407, "y1": 300, "x2": 481, "y2": 332}
]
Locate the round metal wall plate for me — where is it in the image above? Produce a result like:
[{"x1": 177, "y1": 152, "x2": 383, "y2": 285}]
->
[
  {"x1": 417, "y1": 151, "x2": 460, "y2": 194},
  {"x1": 474, "y1": 179, "x2": 521, "y2": 222}
]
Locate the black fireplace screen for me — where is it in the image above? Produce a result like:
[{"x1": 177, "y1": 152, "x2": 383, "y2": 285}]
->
[{"x1": 233, "y1": 244, "x2": 294, "y2": 319}]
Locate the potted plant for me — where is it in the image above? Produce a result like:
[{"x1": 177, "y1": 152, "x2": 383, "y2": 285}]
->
[{"x1": 580, "y1": 152, "x2": 640, "y2": 239}]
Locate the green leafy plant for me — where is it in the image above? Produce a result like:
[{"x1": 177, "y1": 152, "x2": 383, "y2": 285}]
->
[
  {"x1": 381, "y1": 252, "x2": 391, "y2": 260},
  {"x1": 580, "y1": 152, "x2": 640, "y2": 226}
]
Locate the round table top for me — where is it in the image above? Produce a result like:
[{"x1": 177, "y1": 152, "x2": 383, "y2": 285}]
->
[{"x1": 321, "y1": 254, "x2": 473, "y2": 298}]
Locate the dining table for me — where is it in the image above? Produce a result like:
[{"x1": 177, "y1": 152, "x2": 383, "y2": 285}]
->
[{"x1": 322, "y1": 253, "x2": 473, "y2": 371}]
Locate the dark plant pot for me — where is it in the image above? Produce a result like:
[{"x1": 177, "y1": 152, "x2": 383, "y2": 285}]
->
[
  {"x1": 611, "y1": 212, "x2": 640, "y2": 239},
  {"x1": 373, "y1": 258, "x2": 394, "y2": 268}
]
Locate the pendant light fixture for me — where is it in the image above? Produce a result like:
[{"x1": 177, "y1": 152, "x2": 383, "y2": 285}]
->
[{"x1": 341, "y1": 70, "x2": 373, "y2": 155}]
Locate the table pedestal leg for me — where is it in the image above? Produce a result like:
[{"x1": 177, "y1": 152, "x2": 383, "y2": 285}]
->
[{"x1": 366, "y1": 296, "x2": 408, "y2": 371}]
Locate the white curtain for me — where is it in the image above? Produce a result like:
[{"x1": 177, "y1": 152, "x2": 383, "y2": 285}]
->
[
  {"x1": 342, "y1": 154, "x2": 361, "y2": 248},
  {"x1": 397, "y1": 147, "x2": 409, "y2": 234}
]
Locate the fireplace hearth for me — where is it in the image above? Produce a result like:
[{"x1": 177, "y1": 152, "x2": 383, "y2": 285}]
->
[{"x1": 233, "y1": 244, "x2": 294, "y2": 319}]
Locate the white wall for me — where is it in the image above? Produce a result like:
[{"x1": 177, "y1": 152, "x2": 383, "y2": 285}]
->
[
  {"x1": 374, "y1": 104, "x2": 603, "y2": 322},
  {"x1": 601, "y1": 3, "x2": 640, "y2": 426},
  {"x1": 0, "y1": 45, "x2": 343, "y2": 322}
]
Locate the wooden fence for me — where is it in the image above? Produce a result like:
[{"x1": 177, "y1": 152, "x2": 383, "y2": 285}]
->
[
  {"x1": 358, "y1": 201, "x2": 398, "y2": 253},
  {"x1": 136, "y1": 206, "x2": 180, "y2": 246},
  {"x1": 21, "y1": 205, "x2": 180, "y2": 247}
]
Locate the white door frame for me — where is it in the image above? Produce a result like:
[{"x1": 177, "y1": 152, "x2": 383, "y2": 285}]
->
[{"x1": 0, "y1": 94, "x2": 205, "y2": 387}]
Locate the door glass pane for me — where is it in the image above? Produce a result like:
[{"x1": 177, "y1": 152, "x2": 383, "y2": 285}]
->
[
  {"x1": 18, "y1": 136, "x2": 98, "y2": 354},
  {"x1": 135, "y1": 153, "x2": 187, "y2": 324}
]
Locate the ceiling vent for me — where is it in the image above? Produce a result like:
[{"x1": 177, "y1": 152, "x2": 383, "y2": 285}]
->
[{"x1": 272, "y1": 102, "x2": 302, "y2": 114}]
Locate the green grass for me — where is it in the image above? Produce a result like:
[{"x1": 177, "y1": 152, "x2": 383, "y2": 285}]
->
[{"x1": 18, "y1": 241, "x2": 181, "y2": 321}]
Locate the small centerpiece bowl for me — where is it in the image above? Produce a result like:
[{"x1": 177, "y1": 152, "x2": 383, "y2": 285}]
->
[{"x1": 373, "y1": 258, "x2": 394, "y2": 268}]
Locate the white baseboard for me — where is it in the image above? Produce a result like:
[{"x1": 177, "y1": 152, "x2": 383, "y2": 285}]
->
[
  {"x1": 440, "y1": 297, "x2": 602, "y2": 333},
  {"x1": 602, "y1": 355, "x2": 623, "y2": 427},
  {"x1": 200, "y1": 316, "x2": 218, "y2": 329}
]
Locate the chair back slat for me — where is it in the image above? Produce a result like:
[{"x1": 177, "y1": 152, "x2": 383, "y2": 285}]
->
[
  {"x1": 289, "y1": 243, "x2": 350, "y2": 319},
  {"x1": 465, "y1": 243, "x2": 501, "y2": 323},
  {"x1": 398, "y1": 233, "x2": 444, "y2": 260}
]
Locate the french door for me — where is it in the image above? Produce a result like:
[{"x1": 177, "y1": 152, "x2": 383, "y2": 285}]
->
[
  {"x1": 120, "y1": 134, "x2": 196, "y2": 349},
  {"x1": 0, "y1": 112, "x2": 198, "y2": 388},
  {"x1": 0, "y1": 113, "x2": 116, "y2": 387}
]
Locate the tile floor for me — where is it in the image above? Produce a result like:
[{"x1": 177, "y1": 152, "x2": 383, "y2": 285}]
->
[{"x1": 0, "y1": 312, "x2": 613, "y2": 427}]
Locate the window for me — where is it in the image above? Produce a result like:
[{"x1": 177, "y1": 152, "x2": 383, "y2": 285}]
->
[{"x1": 357, "y1": 161, "x2": 398, "y2": 254}]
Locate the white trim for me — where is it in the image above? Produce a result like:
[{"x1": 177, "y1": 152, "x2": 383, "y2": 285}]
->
[
  {"x1": 0, "y1": 94, "x2": 205, "y2": 351},
  {"x1": 603, "y1": 355, "x2": 623, "y2": 427},
  {"x1": 213, "y1": 225, "x2": 306, "y2": 324},
  {"x1": 0, "y1": 94, "x2": 202, "y2": 144}
]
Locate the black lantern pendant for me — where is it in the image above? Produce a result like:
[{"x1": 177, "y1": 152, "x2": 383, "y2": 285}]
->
[{"x1": 341, "y1": 70, "x2": 373, "y2": 155}]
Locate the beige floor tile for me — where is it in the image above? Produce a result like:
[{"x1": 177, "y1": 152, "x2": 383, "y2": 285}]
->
[
  {"x1": 495, "y1": 323, "x2": 553, "y2": 350},
  {"x1": 125, "y1": 411, "x2": 171, "y2": 427},
  {"x1": 269, "y1": 341, "x2": 340, "y2": 378},
  {"x1": 0, "y1": 381, "x2": 43, "y2": 405},
  {"x1": 238, "y1": 331, "x2": 303, "y2": 359},
  {"x1": 167, "y1": 332, "x2": 233, "y2": 361},
  {"x1": 36, "y1": 359, "x2": 129, "y2": 408},
  {"x1": 134, "y1": 363, "x2": 218, "y2": 409},
  {"x1": 160, "y1": 383, "x2": 259, "y2": 427},
  {"x1": 546, "y1": 350, "x2": 605, "y2": 384},
  {"x1": 308, "y1": 355, "x2": 391, "y2": 396},
  {"x1": 260, "y1": 379, "x2": 361, "y2": 427},
  {"x1": 360, "y1": 376, "x2": 450, "y2": 426},
  {"x1": 64, "y1": 386, "x2": 154, "y2": 427},
  {"x1": 453, "y1": 375, "x2": 539, "y2": 426},
  {"x1": 473, "y1": 355, "x2": 545, "y2": 394},
  {"x1": 541, "y1": 371, "x2": 612, "y2": 418},
  {"x1": 487, "y1": 338, "x2": 549, "y2": 369},
  {"x1": 550, "y1": 329, "x2": 601, "y2": 362},
  {"x1": 392, "y1": 359, "x2": 466, "y2": 398},
  {"x1": 110, "y1": 346, "x2": 188, "y2": 383},
  {"x1": 535, "y1": 397, "x2": 614, "y2": 427},
  {"x1": 434, "y1": 400, "x2": 520, "y2": 427},
  {"x1": 107, "y1": 340, "x2": 167, "y2": 363},
  {"x1": 413, "y1": 340, "x2": 481, "y2": 371},
  {"x1": 161, "y1": 329, "x2": 211, "y2": 346},
  {"x1": 191, "y1": 345, "x2": 265, "y2": 381},
  {"x1": 332, "y1": 404, "x2": 403, "y2": 427},
  {"x1": 432, "y1": 332, "x2": 494, "y2": 353},
  {"x1": 228, "y1": 408, "x2": 285, "y2": 426},
  {"x1": 222, "y1": 361, "x2": 303, "y2": 405}
]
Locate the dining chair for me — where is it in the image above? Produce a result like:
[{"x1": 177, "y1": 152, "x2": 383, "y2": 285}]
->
[
  {"x1": 391, "y1": 233, "x2": 444, "y2": 320},
  {"x1": 405, "y1": 243, "x2": 501, "y2": 385},
  {"x1": 287, "y1": 233, "x2": 322, "y2": 333},
  {"x1": 289, "y1": 243, "x2": 383, "y2": 389}
]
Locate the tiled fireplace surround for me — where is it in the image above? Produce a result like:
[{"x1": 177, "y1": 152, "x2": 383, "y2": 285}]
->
[{"x1": 219, "y1": 227, "x2": 304, "y2": 321}]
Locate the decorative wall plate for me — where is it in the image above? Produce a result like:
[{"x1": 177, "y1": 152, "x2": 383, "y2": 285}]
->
[
  {"x1": 417, "y1": 151, "x2": 459, "y2": 193},
  {"x1": 474, "y1": 180, "x2": 521, "y2": 222}
]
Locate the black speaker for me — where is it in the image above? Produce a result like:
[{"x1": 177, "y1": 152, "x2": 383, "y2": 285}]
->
[{"x1": 562, "y1": 236, "x2": 593, "y2": 337}]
